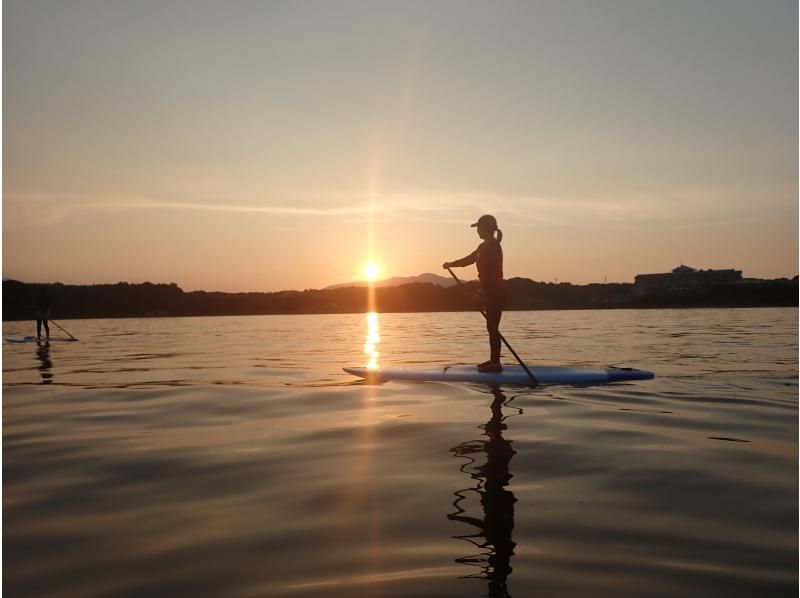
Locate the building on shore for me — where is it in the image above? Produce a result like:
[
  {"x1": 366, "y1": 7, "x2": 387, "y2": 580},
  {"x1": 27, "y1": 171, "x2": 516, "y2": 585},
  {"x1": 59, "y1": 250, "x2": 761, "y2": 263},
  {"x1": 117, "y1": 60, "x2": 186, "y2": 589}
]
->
[{"x1": 634, "y1": 265, "x2": 743, "y2": 291}]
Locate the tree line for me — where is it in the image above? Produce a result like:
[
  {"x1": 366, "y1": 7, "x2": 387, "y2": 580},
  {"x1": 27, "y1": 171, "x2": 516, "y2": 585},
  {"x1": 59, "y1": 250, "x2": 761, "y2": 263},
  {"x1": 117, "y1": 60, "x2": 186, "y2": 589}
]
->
[{"x1": 2, "y1": 277, "x2": 796, "y2": 321}]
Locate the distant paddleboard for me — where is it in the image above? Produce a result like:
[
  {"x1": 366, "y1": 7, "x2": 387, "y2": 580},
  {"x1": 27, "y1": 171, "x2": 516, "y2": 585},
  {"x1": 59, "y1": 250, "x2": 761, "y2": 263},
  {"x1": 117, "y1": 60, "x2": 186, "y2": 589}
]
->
[
  {"x1": 344, "y1": 364, "x2": 654, "y2": 386},
  {"x1": 4, "y1": 336, "x2": 78, "y2": 344}
]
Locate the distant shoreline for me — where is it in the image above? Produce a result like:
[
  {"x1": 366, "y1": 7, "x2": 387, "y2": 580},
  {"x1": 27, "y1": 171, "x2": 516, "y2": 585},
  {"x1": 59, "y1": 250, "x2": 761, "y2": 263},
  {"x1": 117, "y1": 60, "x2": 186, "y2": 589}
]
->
[
  {"x1": 4, "y1": 305, "x2": 797, "y2": 323},
  {"x1": 3, "y1": 278, "x2": 796, "y2": 321}
]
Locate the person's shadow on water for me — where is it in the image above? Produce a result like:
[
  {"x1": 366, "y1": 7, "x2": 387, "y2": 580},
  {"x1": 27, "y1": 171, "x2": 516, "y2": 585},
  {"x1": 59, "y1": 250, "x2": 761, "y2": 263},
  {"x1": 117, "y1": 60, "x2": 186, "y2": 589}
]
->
[
  {"x1": 448, "y1": 386, "x2": 520, "y2": 598},
  {"x1": 35, "y1": 342, "x2": 54, "y2": 384}
]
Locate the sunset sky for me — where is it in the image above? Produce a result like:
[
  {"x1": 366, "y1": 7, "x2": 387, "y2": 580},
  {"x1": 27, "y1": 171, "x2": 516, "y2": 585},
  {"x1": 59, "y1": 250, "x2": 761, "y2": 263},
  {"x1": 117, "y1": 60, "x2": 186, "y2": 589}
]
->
[{"x1": 3, "y1": 0, "x2": 797, "y2": 292}]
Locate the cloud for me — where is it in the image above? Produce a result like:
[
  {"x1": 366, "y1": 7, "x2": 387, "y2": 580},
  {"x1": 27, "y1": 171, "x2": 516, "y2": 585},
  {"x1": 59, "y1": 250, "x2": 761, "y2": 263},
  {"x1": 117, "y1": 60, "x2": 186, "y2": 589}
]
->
[
  {"x1": 3, "y1": 192, "x2": 382, "y2": 229},
  {"x1": 3, "y1": 180, "x2": 779, "y2": 232}
]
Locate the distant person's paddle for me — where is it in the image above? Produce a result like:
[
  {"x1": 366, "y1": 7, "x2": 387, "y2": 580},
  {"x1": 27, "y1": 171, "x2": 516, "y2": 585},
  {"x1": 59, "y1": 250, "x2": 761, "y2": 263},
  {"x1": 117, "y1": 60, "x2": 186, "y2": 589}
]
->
[
  {"x1": 446, "y1": 267, "x2": 537, "y2": 386},
  {"x1": 50, "y1": 320, "x2": 78, "y2": 341}
]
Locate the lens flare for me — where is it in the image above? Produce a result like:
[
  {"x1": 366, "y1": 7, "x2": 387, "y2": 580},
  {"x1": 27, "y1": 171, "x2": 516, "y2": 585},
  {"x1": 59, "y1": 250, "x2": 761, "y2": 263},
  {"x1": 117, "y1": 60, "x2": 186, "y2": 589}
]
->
[{"x1": 364, "y1": 311, "x2": 380, "y2": 370}]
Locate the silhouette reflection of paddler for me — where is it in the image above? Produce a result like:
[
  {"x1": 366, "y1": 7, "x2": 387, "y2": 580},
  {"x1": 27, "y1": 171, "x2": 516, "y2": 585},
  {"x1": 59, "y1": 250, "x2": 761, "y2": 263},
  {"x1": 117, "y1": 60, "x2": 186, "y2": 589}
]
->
[
  {"x1": 449, "y1": 386, "x2": 518, "y2": 598},
  {"x1": 35, "y1": 342, "x2": 54, "y2": 384}
]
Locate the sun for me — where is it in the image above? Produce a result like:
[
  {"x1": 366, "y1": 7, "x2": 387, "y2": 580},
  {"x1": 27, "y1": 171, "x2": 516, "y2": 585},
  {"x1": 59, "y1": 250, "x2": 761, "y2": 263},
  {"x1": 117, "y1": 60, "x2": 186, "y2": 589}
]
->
[{"x1": 363, "y1": 262, "x2": 381, "y2": 281}]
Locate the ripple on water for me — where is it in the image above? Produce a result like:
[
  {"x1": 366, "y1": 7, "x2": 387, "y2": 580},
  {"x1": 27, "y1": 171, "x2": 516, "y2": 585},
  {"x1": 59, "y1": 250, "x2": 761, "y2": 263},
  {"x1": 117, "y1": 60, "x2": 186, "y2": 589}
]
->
[{"x1": 3, "y1": 310, "x2": 797, "y2": 597}]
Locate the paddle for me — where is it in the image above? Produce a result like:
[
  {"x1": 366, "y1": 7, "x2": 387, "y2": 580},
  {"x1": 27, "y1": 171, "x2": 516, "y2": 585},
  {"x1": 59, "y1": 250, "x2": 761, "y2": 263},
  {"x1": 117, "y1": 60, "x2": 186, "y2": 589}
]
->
[
  {"x1": 446, "y1": 267, "x2": 538, "y2": 386},
  {"x1": 50, "y1": 320, "x2": 79, "y2": 341}
]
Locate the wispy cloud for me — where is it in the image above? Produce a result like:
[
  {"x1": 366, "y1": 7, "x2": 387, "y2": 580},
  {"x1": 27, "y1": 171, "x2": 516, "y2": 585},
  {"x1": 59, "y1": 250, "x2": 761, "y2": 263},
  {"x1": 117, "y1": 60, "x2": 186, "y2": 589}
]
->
[
  {"x1": 3, "y1": 192, "x2": 383, "y2": 228},
  {"x1": 106, "y1": 199, "x2": 380, "y2": 217},
  {"x1": 3, "y1": 181, "x2": 779, "y2": 232}
]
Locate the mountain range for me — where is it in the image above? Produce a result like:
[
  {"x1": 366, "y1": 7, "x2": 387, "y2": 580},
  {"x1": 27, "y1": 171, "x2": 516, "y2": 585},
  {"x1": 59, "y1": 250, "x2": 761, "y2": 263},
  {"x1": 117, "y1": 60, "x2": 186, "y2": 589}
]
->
[{"x1": 324, "y1": 272, "x2": 461, "y2": 290}]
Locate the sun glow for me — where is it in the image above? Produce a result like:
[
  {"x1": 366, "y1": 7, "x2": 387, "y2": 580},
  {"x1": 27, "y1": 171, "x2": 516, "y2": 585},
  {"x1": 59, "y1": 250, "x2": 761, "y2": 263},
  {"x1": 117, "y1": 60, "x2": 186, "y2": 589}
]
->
[
  {"x1": 363, "y1": 262, "x2": 381, "y2": 282},
  {"x1": 364, "y1": 311, "x2": 381, "y2": 370}
]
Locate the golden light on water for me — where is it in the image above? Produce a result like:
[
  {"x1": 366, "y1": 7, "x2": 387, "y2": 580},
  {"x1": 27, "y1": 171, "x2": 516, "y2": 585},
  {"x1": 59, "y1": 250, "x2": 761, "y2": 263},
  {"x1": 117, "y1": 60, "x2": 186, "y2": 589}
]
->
[
  {"x1": 363, "y1": 262, "x2": 381, "y2": 282},
  {"x1": 364, "y1": 311, "x2": 380, "y2": 370}
]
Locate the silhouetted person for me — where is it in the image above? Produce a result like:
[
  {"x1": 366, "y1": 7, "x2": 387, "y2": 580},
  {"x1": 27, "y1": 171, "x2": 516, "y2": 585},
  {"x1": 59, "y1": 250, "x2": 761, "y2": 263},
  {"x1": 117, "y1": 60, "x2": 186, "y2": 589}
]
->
[
  {"x1": 443, "y1": 214, "x2": 507, "y2": 372},
  {"x1": 35, "y1": 287, "x2": 51, "y2": 339},
  {"x1": 449, "y1": 387, "x2": 517, "y2": 597}
]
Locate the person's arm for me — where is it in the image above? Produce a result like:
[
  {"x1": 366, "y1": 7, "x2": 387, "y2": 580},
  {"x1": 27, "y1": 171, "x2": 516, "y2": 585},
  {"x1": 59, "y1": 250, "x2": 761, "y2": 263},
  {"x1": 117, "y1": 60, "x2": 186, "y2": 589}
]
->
[{"x1": 443, "y1": 249, "x2": 477, "y2": 269}]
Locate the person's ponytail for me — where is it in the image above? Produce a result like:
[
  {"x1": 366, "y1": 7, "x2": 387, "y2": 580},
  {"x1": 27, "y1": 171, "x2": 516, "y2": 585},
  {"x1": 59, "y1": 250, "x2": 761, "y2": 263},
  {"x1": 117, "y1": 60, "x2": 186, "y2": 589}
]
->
[{"x1": 495, "y1": 228, "x2": 503, "y2": 242}]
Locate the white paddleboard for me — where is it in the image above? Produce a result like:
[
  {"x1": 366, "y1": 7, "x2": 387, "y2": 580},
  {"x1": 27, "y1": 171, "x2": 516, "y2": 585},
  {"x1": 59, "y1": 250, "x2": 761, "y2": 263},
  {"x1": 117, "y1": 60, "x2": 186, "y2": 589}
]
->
[
  {"x1": 4, "y1": 336, "x2": 78, "y2": 344},
  {"x1": 344, "y1": 364, "x2": 654, "y2": 385}
]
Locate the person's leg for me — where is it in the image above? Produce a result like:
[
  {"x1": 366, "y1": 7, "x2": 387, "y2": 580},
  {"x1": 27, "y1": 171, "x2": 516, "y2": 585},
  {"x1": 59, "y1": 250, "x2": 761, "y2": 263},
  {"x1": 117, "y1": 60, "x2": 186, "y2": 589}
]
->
[
  {"x1": 36, "y1": 319, "x2": 42, "y2": 338},
  {"x1": 486, "y1": 305, "x2": 503, "y2": 364},
  {"x1": 43, "y1": 319, "x2": 50, "y2": 338}
]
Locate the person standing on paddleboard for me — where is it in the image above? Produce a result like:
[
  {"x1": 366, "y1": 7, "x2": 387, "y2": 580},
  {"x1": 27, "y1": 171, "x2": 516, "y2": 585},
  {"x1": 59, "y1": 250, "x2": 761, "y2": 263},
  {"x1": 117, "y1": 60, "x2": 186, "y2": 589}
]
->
[
  {"x1": 35, "y1": 286, "x2": 51, "y2": 340},
  {"x1": 443, "y1": 214, "x2": 507, "y2": 373}
]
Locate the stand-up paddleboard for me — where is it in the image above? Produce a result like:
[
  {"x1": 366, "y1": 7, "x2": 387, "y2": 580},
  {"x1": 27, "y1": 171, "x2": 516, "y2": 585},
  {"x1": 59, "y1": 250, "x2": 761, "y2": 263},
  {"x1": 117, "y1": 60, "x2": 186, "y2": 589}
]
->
[
  {"x1": 344, "y1": 364, "x2": 654, "y2": 386},
  {"x1": 4, "y1": 336, "x2": 78, "y2": 344}
]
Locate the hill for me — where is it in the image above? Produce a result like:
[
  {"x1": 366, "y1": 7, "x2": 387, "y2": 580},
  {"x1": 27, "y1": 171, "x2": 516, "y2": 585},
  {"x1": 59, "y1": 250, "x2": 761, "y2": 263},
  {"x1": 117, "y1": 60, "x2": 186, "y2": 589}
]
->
[
  {"x1": 324, "y1": 273, "x2": 457, "y2": 290},
  {"x1": 2, "y1": 276, "x2": 796, "y2": 320}
]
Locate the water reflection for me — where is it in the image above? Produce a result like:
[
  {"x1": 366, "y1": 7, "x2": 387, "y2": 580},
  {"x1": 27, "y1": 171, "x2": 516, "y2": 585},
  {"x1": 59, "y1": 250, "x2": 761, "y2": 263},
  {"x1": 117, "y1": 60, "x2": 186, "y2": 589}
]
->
[
  {"x1": 364, "y1": 311, "x2": 380, "y2": 369},
  {"x1": 449, "y1": 387, "x2": 520, "y2": 597},
  {"x1": 35, "y1": 341, "x2": 54, "y2": 384}
]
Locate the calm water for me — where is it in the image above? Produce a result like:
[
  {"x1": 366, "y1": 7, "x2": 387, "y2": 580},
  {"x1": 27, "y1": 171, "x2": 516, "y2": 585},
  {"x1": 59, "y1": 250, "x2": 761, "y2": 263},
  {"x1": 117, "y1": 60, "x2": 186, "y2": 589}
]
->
[{"x1": 3, "y1": 308, "x2": 798, "y2": 597}]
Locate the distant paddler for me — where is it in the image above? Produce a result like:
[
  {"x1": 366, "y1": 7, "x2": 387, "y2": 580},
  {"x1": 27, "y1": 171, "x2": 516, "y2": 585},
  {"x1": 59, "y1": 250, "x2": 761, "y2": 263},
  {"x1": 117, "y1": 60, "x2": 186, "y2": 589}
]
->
[{"x1": 35, "y1": 286, "x2": 51, "y2": 340}]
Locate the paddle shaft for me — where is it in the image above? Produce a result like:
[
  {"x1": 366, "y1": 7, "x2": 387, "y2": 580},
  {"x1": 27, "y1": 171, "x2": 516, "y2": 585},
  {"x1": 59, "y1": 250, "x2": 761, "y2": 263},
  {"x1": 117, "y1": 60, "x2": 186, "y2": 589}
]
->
[
  {"x1": 446, "y1": 267, "x2": 537, "y2": 385},
  {"x1": 50, "y1": 320, "x2": 78, "y2": 341}
]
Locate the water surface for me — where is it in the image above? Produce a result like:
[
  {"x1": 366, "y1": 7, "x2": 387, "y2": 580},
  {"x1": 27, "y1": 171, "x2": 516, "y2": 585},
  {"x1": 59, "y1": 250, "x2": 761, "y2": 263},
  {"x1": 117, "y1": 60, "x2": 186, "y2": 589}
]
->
[{"x1": 4, "y1": 309, "x2": 797, "y2": 597}]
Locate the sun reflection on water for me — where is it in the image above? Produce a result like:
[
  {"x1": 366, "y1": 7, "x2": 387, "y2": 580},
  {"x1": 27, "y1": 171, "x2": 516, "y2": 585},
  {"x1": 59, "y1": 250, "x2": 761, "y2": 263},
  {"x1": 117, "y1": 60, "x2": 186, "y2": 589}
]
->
[{"x1": 364, "y1": 312, "x2": 380, "y2": 369}]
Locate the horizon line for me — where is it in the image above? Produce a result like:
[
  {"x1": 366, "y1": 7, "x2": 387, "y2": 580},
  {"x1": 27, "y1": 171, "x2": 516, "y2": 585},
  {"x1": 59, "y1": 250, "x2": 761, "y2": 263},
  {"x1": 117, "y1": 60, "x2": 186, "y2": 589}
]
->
[{"x1": 4, "y1": 271, "x2": 798, "y2": 295}]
